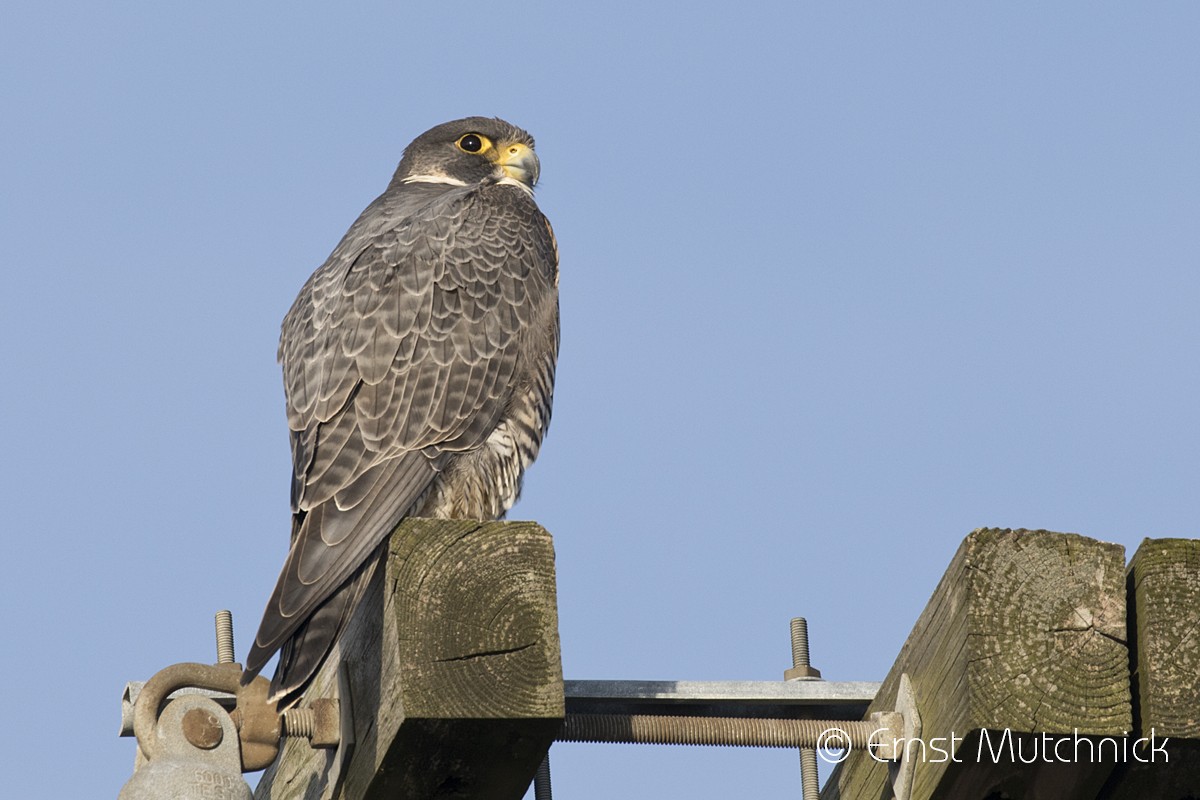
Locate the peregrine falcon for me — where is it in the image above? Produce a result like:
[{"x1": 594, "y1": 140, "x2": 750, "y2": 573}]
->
[{"x1": 242, "y1": 117, "x2": 559, "y2": 706}]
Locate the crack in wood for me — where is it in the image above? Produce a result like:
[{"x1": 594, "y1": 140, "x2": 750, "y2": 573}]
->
[{"x1": 434, "y1": 642, "x2": 537, "y2": 663}]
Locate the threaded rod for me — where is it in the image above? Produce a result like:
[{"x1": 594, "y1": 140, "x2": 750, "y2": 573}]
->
[
  {"x1": 790, "y1": 617, "x2": 820, "y2": 800},
  {"x1": 282, "y1": 708, "x2": 316, "y2": 739},
  {"x1": 790, "y1": 617, "x2": 810, "y2": 672},
  {"x1": 800, "y1": 747, "x2": 820, "y2": 798},
  {"x1": 533, "y1": 753, "x2": 552, "y2": 800},
  {"x1": 215, "y1": 610, "x2": 235, "y2": 664},
  {"x1": 558, "y1": 713, "x2": 881, "y2": 750}
]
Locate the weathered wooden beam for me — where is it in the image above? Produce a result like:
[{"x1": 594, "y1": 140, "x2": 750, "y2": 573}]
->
[
  {"x1": 823, "y1": 528, "x2": 1130, "y2": 800},
  {"x1": 254, "y1": 519, "x2": 563, "y2": 800},
  {"x1": 1099, "y1": 537, "x2": 1200, "y2": 799}
]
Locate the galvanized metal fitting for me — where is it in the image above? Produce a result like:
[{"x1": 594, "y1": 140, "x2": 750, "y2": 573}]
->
[
  {"x1": 784, "y1": 664, "x2": 823, "y2": 680},
  {"x1": 122, "y1": 611, "x2": 353, "y2": 780},
  {"x1": 558, "y1": 712, "x2": 901, "y2": 753},
  {"x1": 215, "y1": 610, "x2": 235, "y2": 665},
  {"x1": 280, "y1": 699, "x2": 342, "y2": 748},
  {"x1": 181, "y1": 707, "x2": 224, "y2": 750},
  {"x1": 131, "y1": 662, "x2": 283, "y2": 772},
  {"x1": 784, "y1": 617, "x2": 822, "y2": 681},
  {"x1": 555, "y1": 670, "x2": 922, "y2": 800}
]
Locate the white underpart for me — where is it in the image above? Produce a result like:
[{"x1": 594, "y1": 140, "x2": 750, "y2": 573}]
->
[
  {"x1": 402, "y1": 173, "x2": 532, "y2": 197},
  {"x1": 401, "y1": 173, "x2": 469, "y2": 186},
  {"x1": 496, "y1": 175, "x2": 535, "y2": 197}
]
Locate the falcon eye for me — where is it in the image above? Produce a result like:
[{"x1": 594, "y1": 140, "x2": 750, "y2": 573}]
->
[{"x1": 456, "y1": 133, "x2": 492, "y2": 154}]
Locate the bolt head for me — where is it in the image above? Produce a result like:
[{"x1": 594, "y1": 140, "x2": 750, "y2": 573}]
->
[
  {"x1": 181, "y1": 707, "x2": 224, "y2": 750},
  {"x1": 784, "y1": 665, "x2": 822, "y2": 681}
]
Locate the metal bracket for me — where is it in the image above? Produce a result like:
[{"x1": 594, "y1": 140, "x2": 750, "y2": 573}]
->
[
  {"x1": 320, "y1": 664, "x2": 355, "y2": 800},
  {"x1": 123, "y1": 665, "x2": 353, "y2": 776},
  {"x1": 120, "y1": 611, "x2": 355, "y2": 782},
  {"x1": 887, "y1": 673, "x2": 921, "y2": 800}
]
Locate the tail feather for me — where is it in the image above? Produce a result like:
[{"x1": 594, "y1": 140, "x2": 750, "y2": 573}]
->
[
  {"x1": 241, "y1": 453, "x2": 439, "y2": 701},
  {"x1": 268, "y1": 551, "x2": 380, "y2": 708}
]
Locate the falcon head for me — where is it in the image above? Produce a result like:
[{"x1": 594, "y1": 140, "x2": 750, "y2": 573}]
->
[{"x1": 392, "y1": 117, "x2": 540, "y2": 192}]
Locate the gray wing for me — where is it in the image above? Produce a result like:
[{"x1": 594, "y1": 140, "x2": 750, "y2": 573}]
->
[{"x1": 245, "y1": 184, "x2": 558, "y2": 700}]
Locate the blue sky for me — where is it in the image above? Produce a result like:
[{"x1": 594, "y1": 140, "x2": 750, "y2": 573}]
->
[{"x1": 2, "y1": 3, "x2": 1198, "y2": 797}]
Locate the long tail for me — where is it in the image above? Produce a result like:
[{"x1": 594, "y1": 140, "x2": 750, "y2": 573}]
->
[{"x1": 267, "y1": 549, "x2": 380, "y2": 709}]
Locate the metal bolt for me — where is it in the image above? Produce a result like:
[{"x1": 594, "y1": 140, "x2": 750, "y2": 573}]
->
[
  {"x1": 282, "y1": 707, "x2": 316, "y2": 739},
  {"x1": 558, "y1": 713, "x2": 893, "y2": 751},
  {"x1": 181, "y1": 707, "x2": 224, "y2": 750},
  {"x1": 278, "y1": 700, "x2": 341, "y2": 748},
  {"x1": 215, "y1": 610, "x2": 235, "y2": 664},
  {"x1": 790, "y1": 618, "x2": 810, "y2": 672},
  {"x1": 784, "y1": 617, "x2": 821, "y2": 681},
  {"x1": 788, "y1": 617, "x2": 821, "y2": 800},
  {"x1": 533, "y1": 753, "x2": 553, "y2": 800}
]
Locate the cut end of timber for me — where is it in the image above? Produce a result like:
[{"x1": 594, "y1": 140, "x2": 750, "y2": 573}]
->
[
  {"x1": 824, "y1": 528, "x2": 1132, "y2": 800},
  {"x1": 256, "y1": 519, "x2": 563, "y2": 800}
]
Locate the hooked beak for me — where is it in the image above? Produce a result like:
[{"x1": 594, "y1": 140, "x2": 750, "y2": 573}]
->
[{"x1": 493, "y1": 141, "x2": 540, "y2": 189}]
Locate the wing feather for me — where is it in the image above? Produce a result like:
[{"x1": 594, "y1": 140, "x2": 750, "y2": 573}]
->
[{"x1": 246, "y1": 180, "x2": 559, "y2": 703}]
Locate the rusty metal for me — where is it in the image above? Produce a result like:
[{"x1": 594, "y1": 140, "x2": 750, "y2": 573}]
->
[
  {"x1": 558, "y1": 712, "x2": 903, "y2": 756},
  {"x1": 120, "y1": 693, "x2": 252, "y2": 800},
  {"x1": 281, "y1": 707, "x2": 317, "y2": 738},
  {"x1": 125, "y1": 663, "x2": 347, "y2": 768},
  {"x1": 280, "y1": 699, "x2": 341, "y2": 748},
  {"x1": 322, "y1": 664, "x2": 357, "y2": 799},
  {"x1": 182, "y1": 707, "x2": 224, "y2": 750},
  {"x1": 120, "y1": 683, "x2": 232, "y2": 737},
  {"x1": 790, "y1": 618, "x2": 811, "y2": 669},
  {"x1": 122, "y1": 609, "x2": 355, "y2": 798},
  {"x1": 889, "y1": 674, "x2": 922, "y2": 800},
  {"x1": 129, "y1": 660, "x2": 283, "y2": 772},
  {"x1": 784, "y1": 618, "x2": 821, "y2": 681},
  {"x1": 799, "y1": 727, "x2": 821, "y2": 798},
  {"x1": 229, "y1": 668, "x2": 283, "y2": 770},
  {"x1": 786, "y1": 617, "x2": 821, "y2": 800},
  {"x1": 215, "y1": 610, "x2": 235, "y2": 665},
  {"x1": 133, "y1": 662, "x2": 245, "y2": 762}
]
